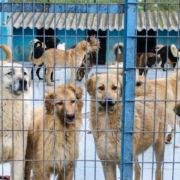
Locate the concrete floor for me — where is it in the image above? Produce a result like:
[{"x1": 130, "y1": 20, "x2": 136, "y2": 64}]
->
[{"x1": 0, "y1": 64, "x2": 180, "y2": 179}]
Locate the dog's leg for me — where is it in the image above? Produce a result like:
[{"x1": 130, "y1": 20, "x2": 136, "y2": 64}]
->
[
  {"x1": 45, "y1": 68, "x2": 54, "y2": 86},
  {"x1": 71, "y1": 65, "x2": 75, "y2": 83},
  {"x1": 101, "y1": 161, "x2": 116, "y2": 180},
  {"x1": 154, "y1": 133, "x2": 164, "y2": 180},
  {"x1": 33, "y1": 162, "x2": 51, "y2": 180},
  {"x1": 134, "y1": 156, "x2": 141, "y2": 180},
  {"x1": 161, "y1": 62, "x2": 166, "y2": 71},
  {"x1": 31, "y1": 64, "x2": 36, "y2": 80},
  {"x1": 36, "y1": 66, "x2": 44, "y2": 80},
  {"x1": 139, "y1": 69, "x2": 144, "y2": 76},
  {"x1": 51, "y1": 72, "x2": 54, "y2": 82},
  {"x1": 10, "y1": 142, "x2": 24, "y2": 180},
  {"x1": 57, "y1": 163, "x2": 74, "y2": 180}
]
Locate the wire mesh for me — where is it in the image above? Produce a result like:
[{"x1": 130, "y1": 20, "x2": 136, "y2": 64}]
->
[{"x1": 0, "y1": 0, "x2": 180, "y2": 180}]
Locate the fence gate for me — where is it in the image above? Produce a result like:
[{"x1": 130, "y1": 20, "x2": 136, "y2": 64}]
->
[{"x1": 0, "y1": 0, "x2": 179, "y2": 180}]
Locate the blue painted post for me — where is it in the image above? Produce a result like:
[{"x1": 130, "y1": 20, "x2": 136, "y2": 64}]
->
[{"x1": 121, "y1": 0, "x2": 137, "y2": 179}]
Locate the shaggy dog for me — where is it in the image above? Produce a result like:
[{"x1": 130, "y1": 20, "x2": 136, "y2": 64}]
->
[
  {"x1": 136, "y1": 52, "x2": 161, "y2": 76},
  {"x1": 0, "y1": 60, "x2": 31, "y2": 180},
  {"x1": 0, "y1": 44, "x2": 12, "y2": 62},
  {"x1": 135, "y1": 71, "x2": 180, "y2": 144},
  {"x1": 153, "y1": 44, "x2": 180, "y2": 71},
  {"x1": 31, "y1": 36, "x2": 100, "y2": 86},
  {"x1": 30, "y1": 37, "x2": 60, "y2": 80},
  {"x1": 25, "y1": 84, "x2": 83, "y2": 180},
  {"x1": 85, "y1": 73, "x2": 165, "y2": 180}
]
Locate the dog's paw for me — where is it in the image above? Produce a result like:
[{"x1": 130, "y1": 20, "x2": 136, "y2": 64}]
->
[{"x1": 165, "y1": 134, "x2": 173, "y2": 144}]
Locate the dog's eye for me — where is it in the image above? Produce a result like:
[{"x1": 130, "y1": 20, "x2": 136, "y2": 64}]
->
[
  {"x1": 112, "y1": 86, "x2": 117, "y2": 90},
  {"x1": 7, "y1": 72, "x2": 14, "y2": 76},
  {"x1": 57, "y1": 102, "x2": 63, "y2": 106},
  {"x1": 24, "y1": 72, "x2": 27, "y2": 75},
  {"x1": 71, "y1": 100, "x2": 75, "y2": 104},
  {"x1": 98, "y1": 86, "x2": 104, "y2": 91}
]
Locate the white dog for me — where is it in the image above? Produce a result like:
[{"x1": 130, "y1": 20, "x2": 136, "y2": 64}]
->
[{"x1": 0, "y1": 61, "x2": 31, "y2": 180}]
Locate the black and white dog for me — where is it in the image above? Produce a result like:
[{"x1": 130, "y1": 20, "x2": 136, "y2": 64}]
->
[
  {"x1": 152, "y1": 44, "x2": 180, "y2": 71},
  {"x1": 30, "y1": 37, "x2": 60, "y2": 80}
]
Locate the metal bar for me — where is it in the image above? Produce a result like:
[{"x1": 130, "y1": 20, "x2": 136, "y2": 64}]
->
[
  {"x1": 121, "y1": 0, "x2": 137, "y2": 179},
  {"x1": 0, "y1": 3, "x2": 124, "y2": 13}
]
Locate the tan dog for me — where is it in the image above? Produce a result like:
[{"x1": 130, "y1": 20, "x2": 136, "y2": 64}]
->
[
  {"x1": 85, "y1": 74, "x2": 165, "y2": 180},
  {"x1": 0, "y1": 62, "x2": 31, "y2": 180},
  {"x1": 25, "y1": 84, "x2": 83, "y2": 180},
  {"x1": 0, "y1": 44, "x2": 12, "y2": 62},
  {"x1": 135, "y1": 71, "x2": 180, "y2": 144},
  {"x1": 31, "y1": 36, "x2": 100, "y2": 86}
]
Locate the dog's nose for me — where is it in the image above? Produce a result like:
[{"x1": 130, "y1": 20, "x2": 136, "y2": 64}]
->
[
  {"x1": 100, "y1": 98, "x2": 116, "y2": 107},
  {"x1": 66, "y1": 113, "x2": 75, "y2": 121},
  {"x1": 19, "y1": 79, "x2": 27, "y2": 89}
]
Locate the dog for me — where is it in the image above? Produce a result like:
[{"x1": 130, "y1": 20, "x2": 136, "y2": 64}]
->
[
  {"x1": 76, "y1": 51, "x2": 95, "y2": 81},
  {"x1": 30, "y1": 37, "x2": 60, "y2": 80},
  {"x1": 25, "y1": 84, "x2": 83, "y2": 180},
  {"x1": 155, "y1": 44, "x2": 180, "y2": 71},
  {"x1": 136, "y1": 52, "x2": 161, "y2": 76},
  {"x1": 0, "y1": 44, "x2": 12, "y2": 62},
  {"x1": 32, "y1": 36, "x2": 100, "y2": 86},
  {"x1": 113, "y1": 42, "x2": 124, "y2": 62},
  {"x1": 0, "y1": 61, "x2": 31, "y2": 180},
  {"x1": 135, "y1": 71, "x2": 180, "y2": 144},
  {"x1": 85, "y1": 73, "x2": 165, "y2": 180}
]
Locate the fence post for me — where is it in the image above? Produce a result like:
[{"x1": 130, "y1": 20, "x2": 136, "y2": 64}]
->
[{"x1": 121, "y1": 0, "x2": 137, "y2": 179}]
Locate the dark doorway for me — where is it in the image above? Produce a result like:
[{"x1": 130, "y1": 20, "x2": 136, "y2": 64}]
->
[
  {"x1": 87, "y1": 30, "x2": 106, "y2": 65},
  {"x1": 36, "y1": 28, "x2": 55, "y2": 44},
  {"x1": 137, "y1": 30, "x2": 156, "y2": 53}
]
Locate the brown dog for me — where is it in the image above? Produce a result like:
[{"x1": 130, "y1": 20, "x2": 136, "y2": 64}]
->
[
  {"x1": 25, "y1": 84, "x2": 83, "y2": 180},
  {"x1": 135, "y1": 71, "x2": 180, "y2": 144},
  {"x1": 31, "y1": 36, "x2": 100, "y2": 86},
  {"x1": 85, "y1": 73, "x2": 165, "y2": 180},
  {"x1": 136, "y1": 52, "x2": 161, "y2": 76}
]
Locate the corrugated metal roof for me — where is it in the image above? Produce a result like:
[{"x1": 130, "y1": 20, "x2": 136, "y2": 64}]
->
[{"x1": 6, "y1": 11, "x2": 180, "y2": 31}]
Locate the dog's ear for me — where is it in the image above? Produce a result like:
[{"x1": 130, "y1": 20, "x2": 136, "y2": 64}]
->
[
  {"x1": 68, "y1": 84, "x2": 83, "y2": 99},
  {"x1": 45, "y1": 89, "x2": 55, "y2": 114},
  {"x1": 85, "y1": 76, "x2": 96, "y2": 96}
]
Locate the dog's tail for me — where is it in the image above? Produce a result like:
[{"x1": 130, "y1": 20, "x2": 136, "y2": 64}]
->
[
  {"x1": 170, "y1": 44, "x2": 180, "y2": 58},
  {"x1": 0, "y1": 44, "x2": 12, "y2": 62}
]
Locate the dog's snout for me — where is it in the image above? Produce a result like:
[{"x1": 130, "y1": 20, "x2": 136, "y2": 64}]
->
[
  {"x1": 19, "y1": 79, "x2": 27, "y2": 89},
  {"x1": 100, "y1": 98, "x2": 116, "y2": 107},
  {"x1": 66, "y1": 113, "x2": 75, "y2": 121}
]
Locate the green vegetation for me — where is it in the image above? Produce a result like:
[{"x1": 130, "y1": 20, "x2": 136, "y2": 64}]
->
[{"x1": 8, "y1": 0, "x2": 179, "y2": 12}]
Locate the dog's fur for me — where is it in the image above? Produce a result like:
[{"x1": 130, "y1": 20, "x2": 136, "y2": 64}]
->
[
  {"x1": 157, "y1": 44, "x2": 180, "y2": 71},
  {"x1": 32, "y1": 36, "x2": 100, "y2": 86},
  {"x1": 135, "y1": 71, "x2": 180, "y2": 144},
  {"x1": 151, "y1": 44, "x2": 164, "y2": 53},
  {"x1": 0, "y1": 61, "x2": 31, "y2": 180},
  {"x1": 136, "y1": 52, "x2": 161, "y2": 76},
  {"x1": 113, "y1": 42, "x2": 124, "y2": 62},
  {"x1": 25, "y1": 84, "x2": 83, "y2": 180},
  {"x1": 108, "y1": 62, "x2": 123, "y2": 75},
  {"x1": 0, "y1": 44, "x2": 12, "y2": 62},
  {"x1": 85, "y1": 73, "x2": 165, "y2": 180}
]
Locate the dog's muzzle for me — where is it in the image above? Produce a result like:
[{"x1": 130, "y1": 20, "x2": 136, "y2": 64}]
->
[
  {"x1": 9, "y1": 79, "x2": 29, "y2": 95},
  {"x1": 66, "y1": 113, "x2": 75, "y2": 124},
  {"x1": 100, "y1": 98, "x2": 116, "y2": 107}
]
